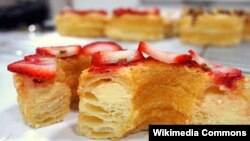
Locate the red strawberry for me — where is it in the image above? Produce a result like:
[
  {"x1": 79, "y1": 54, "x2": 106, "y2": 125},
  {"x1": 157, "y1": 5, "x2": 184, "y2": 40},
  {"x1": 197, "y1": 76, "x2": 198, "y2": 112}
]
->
[
  {"x1": 36, "y1": 45, "x2": 81, "y2": 58},
  {"x1": 24, "y1": 54, "x2": 56, "y2": 64},
  {"x1": 91, "y1": 50, "x2": 144, "y2": 66},
  {"x1": 114, "y1": 8, "x2": 160, "y2": 16},
  {"x1": 189, "y1": 50, "x2": 243, "y2": 91},
  {"x1": 138, "y1": 41, "x2": 192, "y2": 64},
  {"x1": 82, "y1": 41, "x2": 123, "y2": 55},
  {"x1": 7, "y1": 56, "x2": 56, "y2": 80}
]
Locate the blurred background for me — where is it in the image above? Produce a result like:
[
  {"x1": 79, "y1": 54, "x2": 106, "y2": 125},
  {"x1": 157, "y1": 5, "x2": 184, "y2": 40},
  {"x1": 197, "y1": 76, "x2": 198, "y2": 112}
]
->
[{"x1": 0, "y1": 0, "x2": 250, "y2": 73}]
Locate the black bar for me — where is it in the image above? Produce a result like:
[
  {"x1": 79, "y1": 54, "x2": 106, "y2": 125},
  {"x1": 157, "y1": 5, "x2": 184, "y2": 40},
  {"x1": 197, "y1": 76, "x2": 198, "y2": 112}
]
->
[{"x1": 149, "y1": 125, "x2": 250, "y2": 139}]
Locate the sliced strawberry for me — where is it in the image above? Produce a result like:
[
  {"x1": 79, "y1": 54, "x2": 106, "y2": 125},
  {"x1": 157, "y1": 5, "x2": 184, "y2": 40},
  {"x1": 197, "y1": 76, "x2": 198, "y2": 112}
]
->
[
  {"x1": 36, "y1": 45, "x2": 81, "y2": 58},
  {"x1": 114, "y1": 8, "x2": 160, "y2": 16},
  {"x1": 24, "y1": 54, "x2": 56, "y2": 64},
  {"x1": 7, "y1": 59, "x2": 56, "y2": 80},
  {"x1": 189, "y1": 50, "x2": 243, "y2": 91},
  {"x1": 138, "y1": 41, "x2": 192, "y2": 64},
  {"x1": 91, "y1": 50, "x2": 144, "y2": 66},
  {"x1": 82, "y1": 41, "x2": 123, "y2": 55},
  {"x1": 60, "y1": 9, "x2": 107, "y2": 15}
]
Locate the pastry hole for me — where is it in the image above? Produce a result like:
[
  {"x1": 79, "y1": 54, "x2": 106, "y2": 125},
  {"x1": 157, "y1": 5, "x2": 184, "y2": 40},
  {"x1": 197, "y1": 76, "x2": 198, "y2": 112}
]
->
[
  {"x1": 80, "y1": 114, "x2": 103, "y2": 125},
  {"x1": 85, "y1": 103, "x2": 108, "y2": 113},
  {"x1": 84, "y1": 92, "x2": 99, "y2": 101}
]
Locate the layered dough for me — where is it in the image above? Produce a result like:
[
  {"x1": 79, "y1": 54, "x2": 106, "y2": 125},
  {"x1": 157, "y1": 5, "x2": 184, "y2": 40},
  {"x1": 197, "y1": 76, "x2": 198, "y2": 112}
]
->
[
  {"x1": 56, "y1": 13, "x2": 107, "y2": 37},
  {"x1": 178, "y1": 8, "x2": 244, "y2": 46},
  {"x1": 13, "y1": 55, "x2": 91, "y2": 127},
  {"x1": 105, "y1": 15, "x2": 165, "y2": 41},
  {"x1": 77, "y1": 59, "x2": 250, "y2": 139},
  {"x1": 14, "y1": 74, "x2": 71, "y2": 127},
  {"x1": 57, "y1": 55, "x2": 91, "y2": 108}
]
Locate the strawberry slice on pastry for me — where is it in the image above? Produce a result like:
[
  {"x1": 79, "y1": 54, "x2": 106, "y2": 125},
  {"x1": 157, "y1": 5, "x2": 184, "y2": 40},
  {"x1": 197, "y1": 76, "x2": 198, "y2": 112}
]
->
[
  {"x1": 138, "y1": 41, "x2": 192, "y2": 64},
  {"x1": 92, "y1": 50, "x2": 144, "y2": 66},
  {"x1": 189, "y1": 50, "x2": 243, "y2": 91},
  {"x1": 82, "y1": 41, "x2": 123, "y2": 55},
  {"x1": 36, "y1": 45, "x2": 82, "y2": 58},
  {"x1": 7, "y1": 55, "x2": 56, "y2": 80}
]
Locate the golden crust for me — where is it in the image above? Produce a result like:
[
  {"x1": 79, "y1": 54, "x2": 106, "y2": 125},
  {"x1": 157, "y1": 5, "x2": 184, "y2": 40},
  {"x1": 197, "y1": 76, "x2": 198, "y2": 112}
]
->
[
  {"x1": 12, "y1": 55, "x2": 92, "y2": 127},
  {"x1": 77, "y1": 59, "x2": 249, "y2": 139},
  {"x1": 14, "y1": 74, "x2": 71, "y2": 127},
  {"x1": 243, "y1": 20, "x2": 250, "y2": 41},
  {"x1": 77, "y1": 60, "x2": 210, "y2": 139},
  {"x1": 57, "y1": 55, "x2": 91, "y2": 109},
  {"x1": 178, "y1": 10, "x2": 244, "y2": 46},
  {"x1": 55, "y1": 13, "x2": 107, "y2": 37},
  {"x1": 105, "y1": 14, "x2": 165, "y2": 41}
]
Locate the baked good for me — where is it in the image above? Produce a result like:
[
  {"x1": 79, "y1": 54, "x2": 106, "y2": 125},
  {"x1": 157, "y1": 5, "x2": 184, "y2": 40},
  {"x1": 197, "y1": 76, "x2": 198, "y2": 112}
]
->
[
  {"x1": 178, "y1": 7, "x2": 244, "y2": 46},
  {"x1": 7, "y1": 42, "x2": 123, "y2": 127},
  {"x1": 55, "y1": 9, "x2": 108, "y2": 37},
  {"x1": 105, "y1": 8, "x2": 165, "y2": 41},
  {"x1": 233, "y1": 9, "x2": 250, "y2": 41},
  {"x1": 162, "y1": 10, "x2": 179, "y2": 37},
  {"x1": 243, "y1": 15, "x2": 250, "y2": 40},
  {"x1": 77, "y1": 41, "x2": 249, "y2": 139}
]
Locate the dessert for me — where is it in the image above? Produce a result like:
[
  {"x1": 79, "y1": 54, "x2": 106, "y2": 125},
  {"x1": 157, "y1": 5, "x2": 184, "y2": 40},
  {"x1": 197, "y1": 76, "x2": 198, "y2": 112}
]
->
[
  {"x1": 178, "y1": 7, "x2": 244, "y2": 46},
  {"x1": 233, "y1": 9, "x2": 250, "y2": 41},
  {"x1": 56, "y1": 9, "x2": 108, "y2": 37},
  {"x1": 162, "y1": 10, "x2": 179, "y2": 37},
  {"x1": 77, "y1": 41, "x2": 249, "y2": 139},
  {"x1": 7, "y1": 41, "x2": 123, "y2": 127},
  {"x1": 105, "y1": 8, "x2": 165, "y2": 41}
]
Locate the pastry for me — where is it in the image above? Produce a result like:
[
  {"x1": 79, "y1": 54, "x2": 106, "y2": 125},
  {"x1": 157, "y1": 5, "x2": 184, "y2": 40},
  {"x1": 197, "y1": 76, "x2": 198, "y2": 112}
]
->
[
  {"x1": 162, "y1": 10, "x2": 179, "y2": 37},
  {"x1": 178, "y1": 7, "x2": 244, "y2": 46},
  {"x1": 233, "y1": 9, "x2": 250, "y2": 41},
  {"x1": 7, "y1": 42, "x2": 123, "y2": 127},
  {"x1": 8, "y1": 46, "x2": 80, "y2": 127},
  {"x1": 55, "y1": 9, "x2": 108, "y2": 37},
  {"x1": 105, "y1": 8, "x2": 165, "y2": 41},
  {"x1": 77, "y1": 41, "x2": 249, "y2": 139}
]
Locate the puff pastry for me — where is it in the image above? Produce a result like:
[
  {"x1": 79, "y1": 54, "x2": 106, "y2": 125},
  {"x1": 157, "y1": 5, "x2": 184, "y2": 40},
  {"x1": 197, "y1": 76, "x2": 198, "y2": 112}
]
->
[
  {"x1": 7, "y1": 42, "x2": 122, "y2": 127},
  {"x1": 77, "y1": 42, "x2": 249, "y2": 139},
  {"x1": 178, "y1": 7, "x2": 244, "y2": 46},
  {"x1": 233, "y1": 9, "x2": 250, "y2": 41},
  {"x1": 105, "y1": 8, "x2": 165, "y2": 41},
  {"x1": 56, "y1": 9, "x2": 107, "y2": 37}
]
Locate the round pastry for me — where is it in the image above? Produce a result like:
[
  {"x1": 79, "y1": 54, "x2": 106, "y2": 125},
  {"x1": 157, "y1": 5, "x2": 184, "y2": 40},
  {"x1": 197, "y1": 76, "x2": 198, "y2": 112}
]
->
[
  {"x1": 105, "y1": 8, "x2": 165, "y2": 41},
  {"x1": 178, "y1": 7, "x2": 244, "y2": 46},
  {"x1": 77, "y1": 41, "x2": 249, "y2": 139},
  {"x1": 55, "y1": 9, "x2": 108, "y2": 37}
]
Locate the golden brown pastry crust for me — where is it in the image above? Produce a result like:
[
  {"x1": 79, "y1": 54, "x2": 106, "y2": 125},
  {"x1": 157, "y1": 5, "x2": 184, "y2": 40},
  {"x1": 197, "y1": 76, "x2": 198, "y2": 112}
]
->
[
  {"x1": 14, "y1": 74, "x2": 71, "y2": 127},
  {"x1": 105, "y1": 14, "x2": 165, "y2": 41},
  {"x1": 77, "y1": 59, "x2": 249, "y2": 139},
  {"x1": 240, "y1": 14, "x2": 250, "y2": 41},
  {"x1": 56, "y1": 13, "x2": 107, "y2": 37},
  {"x1": 57, "y1": 55, "x2": 91, "y2": 109},
  {"x1": 13, "y1": 54, "x2": 92, "y2": 127},
  {"x1": 178, "y1": 8, "x2": 244, "y2": 46}
]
